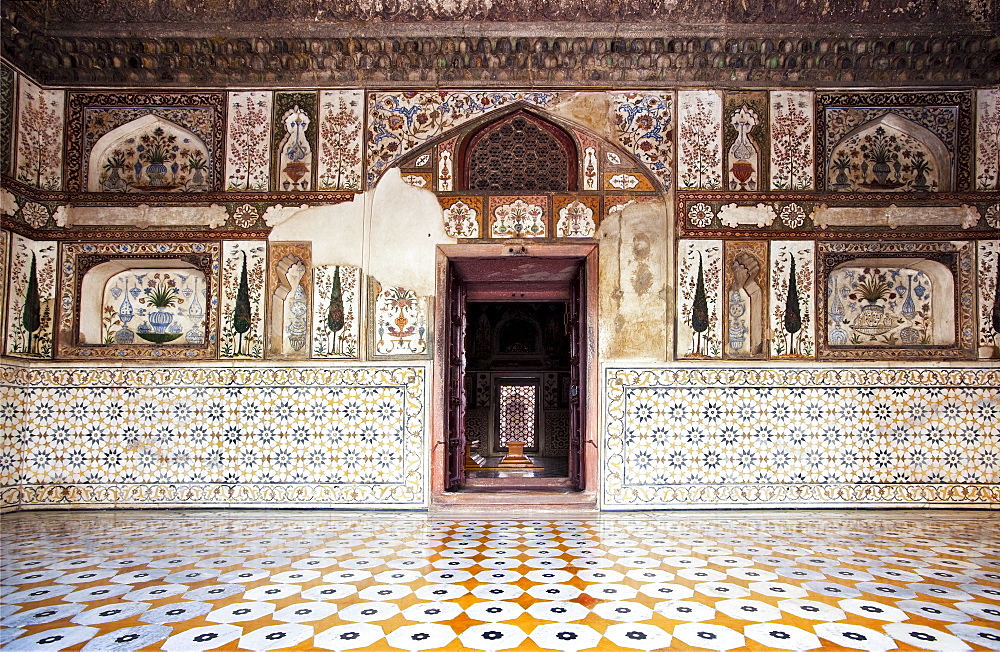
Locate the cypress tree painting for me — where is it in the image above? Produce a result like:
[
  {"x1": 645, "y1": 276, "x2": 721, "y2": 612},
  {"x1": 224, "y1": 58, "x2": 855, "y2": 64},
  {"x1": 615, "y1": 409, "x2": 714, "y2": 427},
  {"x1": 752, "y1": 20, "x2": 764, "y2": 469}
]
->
[
  {"x1": 691, "y1": 252, "x2": 709, "y2": 356},
  {"x1": 21, "y1": 252, "x2": 41, "y2": 354},
  {"x1": 326, "y1": 265, "x2": 345, "y2": 354},
  {"x1": 233, "y1": 251, "x2": 252, "y2": 355},
  {"x1": 783, "y1": 254, "x2": 802, "y2": 355}
]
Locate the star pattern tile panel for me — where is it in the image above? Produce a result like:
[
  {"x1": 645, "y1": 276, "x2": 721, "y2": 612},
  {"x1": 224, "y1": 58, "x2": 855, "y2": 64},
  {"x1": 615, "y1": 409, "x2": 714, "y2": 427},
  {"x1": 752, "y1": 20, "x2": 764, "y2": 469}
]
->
[{"x1": 2, "y1": 510, "x2": 1000, "y2": 651}]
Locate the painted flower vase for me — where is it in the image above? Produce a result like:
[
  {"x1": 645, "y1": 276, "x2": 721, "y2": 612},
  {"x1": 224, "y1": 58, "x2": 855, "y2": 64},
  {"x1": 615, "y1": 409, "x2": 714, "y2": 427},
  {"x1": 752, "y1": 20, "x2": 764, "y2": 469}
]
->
[
  {"x1": 146, "y1": 162, "x2": 168, "y2": 186},
  {"x1": 872, "y1": 161, "x2": 891, "y2": 186},
  {"x1": 148, "y1": 309, "x2": 174, "y2": 334}
]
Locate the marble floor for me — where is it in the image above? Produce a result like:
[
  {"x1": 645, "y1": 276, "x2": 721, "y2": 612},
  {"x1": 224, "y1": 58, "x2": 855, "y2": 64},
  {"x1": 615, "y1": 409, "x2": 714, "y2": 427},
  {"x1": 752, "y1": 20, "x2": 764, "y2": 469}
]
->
[{"x1": 2, "y1": 509, "x2": 999, "y2": 651}]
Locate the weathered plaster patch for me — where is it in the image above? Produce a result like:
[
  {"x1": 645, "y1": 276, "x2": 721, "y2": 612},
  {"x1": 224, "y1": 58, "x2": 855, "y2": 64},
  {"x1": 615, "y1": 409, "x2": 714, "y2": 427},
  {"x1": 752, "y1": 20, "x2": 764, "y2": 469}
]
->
[
  {"x1": 598, "y1": 200, "x2": 668, "y2": 361},
  {"x1": 268, "y1": 196, "x2": 366, "y2": 269},
  {"x1": 369, "y1": 168, "x2": 456, "y2": 297},
  {"x1": 550, "y1": 92, "x2": 614, "y2": 141}
]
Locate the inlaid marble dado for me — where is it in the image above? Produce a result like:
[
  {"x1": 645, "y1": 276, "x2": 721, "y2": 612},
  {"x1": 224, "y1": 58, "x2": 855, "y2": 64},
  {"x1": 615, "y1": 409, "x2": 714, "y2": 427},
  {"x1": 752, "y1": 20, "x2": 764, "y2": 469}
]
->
[
  {"x1": 604, "y1": 367, "x2": 1000, "y2": 509},
  {"x1": 1, "y1": 365, "x2": 427, "y2": 510}
]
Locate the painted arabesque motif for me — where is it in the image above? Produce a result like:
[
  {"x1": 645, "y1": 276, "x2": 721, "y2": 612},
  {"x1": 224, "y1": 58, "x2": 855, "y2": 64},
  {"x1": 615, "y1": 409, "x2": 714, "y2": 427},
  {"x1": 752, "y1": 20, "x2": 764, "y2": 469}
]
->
[
  {"x1": 372, "y1": 281, "x2": 429, "y2": 357},
  {"x1": 611, "y1": 92, "x2": 673, "y2": 190}
]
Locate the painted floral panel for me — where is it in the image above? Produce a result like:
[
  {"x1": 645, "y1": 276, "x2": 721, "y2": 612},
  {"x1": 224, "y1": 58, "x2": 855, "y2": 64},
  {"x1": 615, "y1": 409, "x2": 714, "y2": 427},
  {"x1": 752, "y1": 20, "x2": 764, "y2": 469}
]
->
[
  {"x1": 556, "y1": 199, "x2": 596, "y2": 238},
  {"x1": 977, "y1": 88, "x2": 1000, "y2": 191},
  {"x1": 769, "y1": 90, "x2": 815, "y2": 190},
  {"x1": 978, "y1": 240, "x2": 1000, "y2": 355},
  {"x1": 71, "y1": 93, "x2": 224, "y2": 192},
  {"x1": 313, "y1": 264, "x2": 361, "y2": 359},
  {"x1": 366, "y1": 91, "x2": 562, "y2": 187},
  {"x1": 490, "y1": 197, "x2": 546, "y2": 238},
  {"x1": 828, "y1": 121, "x2": 943, "y2": 192},
  {"x1": 610, "y1": 91, "x2": 673, "y2": 190},
  {"x1": 770, "y1": 241, "x2": 815, "y2": 358},
  {"x1": 676, "y1": 239, "x2": 723, "y2": 359},
  {"x1": 5, "y1": 235, "x2": 57, "y2": 358},
  {"x1": 677, "y1": 91, "x2": 723, "y2": 190},
  {"x1": 57, "y1": 242, "x2": 221, "y2": 361},
  {"x1": 372, "y1": 280, "x2": 429, "y2": 358},
  {"x1": 0, "y1": 229, "x2": 9, "y2": 346},
  {"x1": 318, "y1": 90, "x2": 363, "y2": 191},
  {"x1": 442, "y1": 198, "x2": 480, "y2": 238},
  {"x1": 220, "y1": 240, "x2": 267, "y2": 359},
  {"x1": 819, "y1": 92, "x2": 969, "y2": 192},
  {"x1": 225, "y1": 91, "x2": 273, "y2": 191},
  {"x1": 15, "y1": 78, "x2": 64, "y2": 190},
  {"x1": 818, "y1": 241, "x2": 976, "y2": 361}
]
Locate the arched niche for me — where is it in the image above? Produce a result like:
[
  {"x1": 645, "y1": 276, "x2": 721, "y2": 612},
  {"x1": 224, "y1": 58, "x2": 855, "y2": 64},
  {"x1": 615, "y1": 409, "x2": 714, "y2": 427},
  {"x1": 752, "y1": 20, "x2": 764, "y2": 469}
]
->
[
  {"x1": 827, "y1": 113, "x2": 952, "y2": 192},
  {"x1": 726, "y1": 252, "x2": 765, "y2": 356},
  {"x1": 80, "y1": 259, "x2": 207, "y2": 345},
  {"x1": 827, "y1": 257, "x2": 954, "y2": 348},
  {"x1": 87, "y1": 114, "x2": 212, "y2": 192},
  {"x1": 269, "y1": 254, "x2": 310, "y2": 357}
]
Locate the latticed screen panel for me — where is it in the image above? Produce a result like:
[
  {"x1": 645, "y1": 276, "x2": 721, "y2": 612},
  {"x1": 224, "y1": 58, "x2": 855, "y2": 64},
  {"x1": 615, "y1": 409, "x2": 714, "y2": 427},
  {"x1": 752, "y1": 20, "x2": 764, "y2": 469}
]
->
[
  {"x1": 498, "y1": 383, "x2": 537, "y2": 448},
  {"x1": 467, "y1": 116, "x2": 571, "y2": 192}
]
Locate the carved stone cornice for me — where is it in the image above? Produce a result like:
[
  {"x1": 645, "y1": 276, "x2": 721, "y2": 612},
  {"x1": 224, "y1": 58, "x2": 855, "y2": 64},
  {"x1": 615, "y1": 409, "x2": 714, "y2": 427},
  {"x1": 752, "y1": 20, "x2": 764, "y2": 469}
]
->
[{"x1": 2, "y1": 3, "x2": 997, "y2": 88}]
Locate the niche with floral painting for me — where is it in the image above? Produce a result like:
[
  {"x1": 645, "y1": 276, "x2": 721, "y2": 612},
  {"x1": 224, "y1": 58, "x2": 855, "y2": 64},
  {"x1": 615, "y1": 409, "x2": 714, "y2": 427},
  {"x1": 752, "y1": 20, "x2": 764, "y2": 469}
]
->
[
  {"x1": 88, "y1": 115, "x2": 213, "y2": 192},
  {"x1": 817, "y1": 241, "x2": 976, "y2": 360},
  {"x1": 57, "y1": 242, "x2": 220, "y2": 360},
  {"x1": 94, "y1": 265, "x2": 208, "y2": 346}
]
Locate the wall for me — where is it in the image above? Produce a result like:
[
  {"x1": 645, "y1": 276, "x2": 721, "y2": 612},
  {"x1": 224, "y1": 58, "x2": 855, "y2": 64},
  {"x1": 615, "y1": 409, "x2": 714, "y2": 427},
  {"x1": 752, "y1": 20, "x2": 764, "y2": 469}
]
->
[{"x1": 1, "y1": 60, "x2": 998, "y2": 512}]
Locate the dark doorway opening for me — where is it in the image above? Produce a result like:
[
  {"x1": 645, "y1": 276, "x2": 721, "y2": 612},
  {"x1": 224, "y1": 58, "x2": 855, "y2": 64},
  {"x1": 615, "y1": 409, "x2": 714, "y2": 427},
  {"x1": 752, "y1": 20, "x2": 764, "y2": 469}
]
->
[
  {"x1": 463, "y1": 302, "x2": 572, "y2": 487},
  {"x1": 441, "y1": 250, "x2": 590, "y2": 497}
]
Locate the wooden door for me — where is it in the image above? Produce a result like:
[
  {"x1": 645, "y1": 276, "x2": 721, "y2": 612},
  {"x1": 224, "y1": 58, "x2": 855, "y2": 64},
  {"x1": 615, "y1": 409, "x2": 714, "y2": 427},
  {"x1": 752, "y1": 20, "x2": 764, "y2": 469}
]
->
[
  {"x1": 445, "y1": 265, "x2": 468, "y2": 491},
  {"x1": 567, "y1": 266, "x2": 586, "y2": 490}
]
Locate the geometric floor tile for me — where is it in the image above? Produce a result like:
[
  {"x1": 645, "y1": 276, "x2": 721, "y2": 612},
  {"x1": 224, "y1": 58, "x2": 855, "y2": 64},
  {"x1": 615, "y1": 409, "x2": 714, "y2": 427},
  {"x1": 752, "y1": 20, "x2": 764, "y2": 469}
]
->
[{"x1": 4, "y1": 509, "x2": 1000, "y2": 652}]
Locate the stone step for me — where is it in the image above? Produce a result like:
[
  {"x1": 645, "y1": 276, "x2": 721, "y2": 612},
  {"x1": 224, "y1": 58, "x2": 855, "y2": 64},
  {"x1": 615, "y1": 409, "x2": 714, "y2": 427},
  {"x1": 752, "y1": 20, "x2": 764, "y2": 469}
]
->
[{"x1": 432, "y1": 490, "x2": 598, "y2": 512}]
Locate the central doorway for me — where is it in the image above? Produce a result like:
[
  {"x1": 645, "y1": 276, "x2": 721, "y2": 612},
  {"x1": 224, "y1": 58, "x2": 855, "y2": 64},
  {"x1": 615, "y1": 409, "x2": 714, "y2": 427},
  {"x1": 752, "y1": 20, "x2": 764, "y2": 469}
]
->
[{"x1": 437, "y1": 244, "x2": 596, "y2": 503}]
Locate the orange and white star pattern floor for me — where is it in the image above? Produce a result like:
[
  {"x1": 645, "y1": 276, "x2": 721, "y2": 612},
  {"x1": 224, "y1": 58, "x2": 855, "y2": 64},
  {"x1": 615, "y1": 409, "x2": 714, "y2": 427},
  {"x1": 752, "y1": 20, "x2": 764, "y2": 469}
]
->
[{"x1": 2, "y1": 510, "x2": 999, "y2": 651}]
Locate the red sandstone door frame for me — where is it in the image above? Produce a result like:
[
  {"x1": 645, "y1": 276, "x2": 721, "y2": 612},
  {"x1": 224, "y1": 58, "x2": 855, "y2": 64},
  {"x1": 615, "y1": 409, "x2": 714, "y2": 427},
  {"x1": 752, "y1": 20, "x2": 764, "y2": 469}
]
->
[{"x1": 431, "y1": 243, "x2": 599, "y2": 498}]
